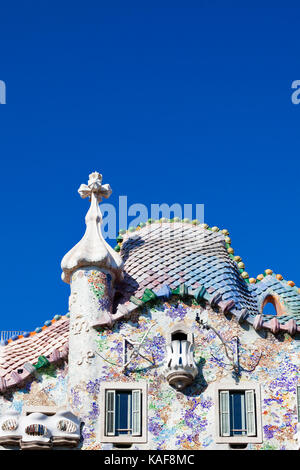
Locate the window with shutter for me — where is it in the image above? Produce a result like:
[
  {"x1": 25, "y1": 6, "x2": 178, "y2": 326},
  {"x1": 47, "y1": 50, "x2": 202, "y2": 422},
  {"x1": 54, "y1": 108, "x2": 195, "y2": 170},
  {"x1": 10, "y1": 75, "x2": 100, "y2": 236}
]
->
[
  {"x1": 101, "y1": 383, "x2": 147, "y2": 443},
  {"x1": 132, "y1": 390, "x2": 141, "y2": 436},
  {"x1": 216, "y1": 384, "x2": 261, "y2": 444},
  {"x1": 219, "y1": 389, "x2": 257, "y2": 439},
  {"x1": 103, "y1": 385, "x2": 145, "y2": 442}
]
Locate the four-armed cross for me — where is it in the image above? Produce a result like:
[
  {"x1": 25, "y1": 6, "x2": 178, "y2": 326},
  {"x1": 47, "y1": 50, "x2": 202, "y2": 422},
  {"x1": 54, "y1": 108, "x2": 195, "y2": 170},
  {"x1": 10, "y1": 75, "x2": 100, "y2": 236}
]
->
[{"x1": 78, "y1": 171, "x2": 112, "y2": 202}]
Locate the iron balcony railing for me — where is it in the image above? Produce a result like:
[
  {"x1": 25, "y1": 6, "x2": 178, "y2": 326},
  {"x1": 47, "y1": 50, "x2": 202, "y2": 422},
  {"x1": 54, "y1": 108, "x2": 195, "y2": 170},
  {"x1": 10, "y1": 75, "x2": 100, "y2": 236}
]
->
[{"x1": 0, "y1": 331, "x2": 25, "y2": 342}]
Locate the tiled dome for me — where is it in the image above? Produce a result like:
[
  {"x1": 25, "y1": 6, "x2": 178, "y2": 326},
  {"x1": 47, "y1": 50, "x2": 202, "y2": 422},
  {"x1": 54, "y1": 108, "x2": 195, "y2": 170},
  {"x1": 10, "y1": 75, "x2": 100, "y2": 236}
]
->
[{"x1": 119, "y1": 222, "x2": 258, "y2": 317}]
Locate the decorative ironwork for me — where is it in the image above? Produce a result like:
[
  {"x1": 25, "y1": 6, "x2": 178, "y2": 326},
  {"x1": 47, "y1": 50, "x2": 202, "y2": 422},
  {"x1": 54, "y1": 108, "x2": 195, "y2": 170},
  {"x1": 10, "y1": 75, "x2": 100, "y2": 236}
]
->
[
  {"x1": 195, "y1": 312, "x2": 261, "y2": 377},
  {"x1": 96, "y1": 323, "x2": 156, "y2": 371},
  {"x1": 0, "y1": 331, "x2": 25, "y2": 342}
]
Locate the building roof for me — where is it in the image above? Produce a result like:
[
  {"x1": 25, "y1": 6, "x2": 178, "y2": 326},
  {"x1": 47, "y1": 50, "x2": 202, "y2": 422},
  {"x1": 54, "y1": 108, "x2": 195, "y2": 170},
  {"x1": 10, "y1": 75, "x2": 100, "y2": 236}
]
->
[
  {"x1": 0, "y1": 316, "x2": 69, "y2": 393},
  {"x1": 1, "y1": 219, "x2": 300, "y2": 394},
  {"x1": 119, "y1": 222, "x2": 258, "y2": 314},
  {"x1": 113, "y1": 220, "x2": 300, "y2": 335}
]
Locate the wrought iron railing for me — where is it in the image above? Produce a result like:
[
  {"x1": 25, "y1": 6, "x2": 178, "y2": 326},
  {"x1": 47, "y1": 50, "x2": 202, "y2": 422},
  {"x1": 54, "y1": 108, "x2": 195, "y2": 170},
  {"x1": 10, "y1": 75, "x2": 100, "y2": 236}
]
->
[{"x1": 0, "y1": 331, "x2": 25, "y2": 342}]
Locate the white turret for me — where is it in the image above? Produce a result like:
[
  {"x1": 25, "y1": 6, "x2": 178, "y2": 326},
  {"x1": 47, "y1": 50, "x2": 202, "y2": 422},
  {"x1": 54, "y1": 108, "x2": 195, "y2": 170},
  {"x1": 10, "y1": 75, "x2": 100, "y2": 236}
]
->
[{"x1": 61, "y1": 172, "x2": 123, "y2": 447}]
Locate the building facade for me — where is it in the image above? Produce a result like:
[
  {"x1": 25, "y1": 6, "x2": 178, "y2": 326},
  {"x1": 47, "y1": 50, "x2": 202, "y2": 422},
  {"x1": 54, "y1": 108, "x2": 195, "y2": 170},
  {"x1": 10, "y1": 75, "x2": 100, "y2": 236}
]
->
[{"x1": 0, "y1": 172, "x2": 299, "y2": 450}]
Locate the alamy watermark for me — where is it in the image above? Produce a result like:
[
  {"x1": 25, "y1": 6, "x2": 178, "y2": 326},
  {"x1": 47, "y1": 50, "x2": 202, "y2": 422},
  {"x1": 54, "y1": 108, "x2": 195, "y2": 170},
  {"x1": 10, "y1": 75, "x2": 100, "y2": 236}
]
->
[
  {"x1": 291, "y1": 80, "x2": 300, "y2": 104},
  {"x1": 0, "y1": 80, "x2": 6, "y2": 104},
  {"x1": 100, "y1": 196, "x2": 204, "y2": 240}
]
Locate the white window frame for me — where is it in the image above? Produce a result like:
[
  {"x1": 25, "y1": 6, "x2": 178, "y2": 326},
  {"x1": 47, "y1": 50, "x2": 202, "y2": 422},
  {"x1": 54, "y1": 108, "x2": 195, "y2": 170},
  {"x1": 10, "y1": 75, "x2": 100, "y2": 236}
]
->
[
  {"x1": 100, "y1": 382, "x2": 148, "y2": 444},
  {"x1": 214, "y1": 381, "x2": 262, "y2": 444},
  {"x1": 297, "y1": 385, "x2": 300, "y2": 422}
]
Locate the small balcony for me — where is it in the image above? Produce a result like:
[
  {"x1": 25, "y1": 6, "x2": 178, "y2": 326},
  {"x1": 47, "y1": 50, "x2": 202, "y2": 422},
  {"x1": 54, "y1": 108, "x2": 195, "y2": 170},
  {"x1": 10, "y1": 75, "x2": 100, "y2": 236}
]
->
[
  {"x1": 163, "y1": 332, "x2": 198, "y2": 390},
  {"x1": 0, "y1": 331, "x2": 26, "y2": 345}
]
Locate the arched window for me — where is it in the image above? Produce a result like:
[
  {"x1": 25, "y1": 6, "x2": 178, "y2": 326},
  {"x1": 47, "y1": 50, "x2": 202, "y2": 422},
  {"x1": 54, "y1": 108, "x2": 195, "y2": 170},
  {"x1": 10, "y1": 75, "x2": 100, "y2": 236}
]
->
[
  {"x1": 261, "y1": 295, "x2": 283, "y2": 316},
  {"x1": 171, "y1": 331, "x2": 188, "y2": 341},
  {"x1": 167, "y1": 323, "x2": 193, "y2": 344}
]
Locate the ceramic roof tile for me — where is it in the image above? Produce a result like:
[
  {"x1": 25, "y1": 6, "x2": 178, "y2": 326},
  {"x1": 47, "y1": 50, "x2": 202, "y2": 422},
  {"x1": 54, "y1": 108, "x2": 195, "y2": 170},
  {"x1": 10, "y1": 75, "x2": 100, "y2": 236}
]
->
[
  {"x1": 0, "y1": 317, "x2": 69, "y2": 389},
  {"x1": 252, "y1": 275, "x2": 300, "y2": 323},
  {"x1": 119, "y1": 223, "x2": 258, "y2": 316}
]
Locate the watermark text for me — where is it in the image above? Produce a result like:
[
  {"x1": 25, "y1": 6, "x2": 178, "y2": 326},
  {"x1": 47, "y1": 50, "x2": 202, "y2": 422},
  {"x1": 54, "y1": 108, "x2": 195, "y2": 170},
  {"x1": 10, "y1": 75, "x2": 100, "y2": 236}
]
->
[
  {"x1": 100, "y1": 196, "x2": 204, "y2": 240},
  {"x1": 0, "y1": 80, "x2": 6, "y2": 104}
]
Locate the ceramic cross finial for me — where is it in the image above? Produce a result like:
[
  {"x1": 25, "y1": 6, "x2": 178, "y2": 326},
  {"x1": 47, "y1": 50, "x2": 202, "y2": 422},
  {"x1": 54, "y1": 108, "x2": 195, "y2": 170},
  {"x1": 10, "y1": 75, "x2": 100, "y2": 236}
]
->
[
  {"x1": 61, "y1": 171, "x2": 123, "y2": 284},
  {"x1": 78, "y1": 171, "x2": 112, "y2": 202}
]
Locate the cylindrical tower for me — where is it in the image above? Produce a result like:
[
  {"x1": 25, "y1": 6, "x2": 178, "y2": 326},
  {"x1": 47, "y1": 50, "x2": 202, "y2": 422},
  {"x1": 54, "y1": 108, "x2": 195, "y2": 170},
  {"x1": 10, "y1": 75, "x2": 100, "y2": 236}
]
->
[{"x1": 61, "y1": 172, "x2": 123, "y2": 448}]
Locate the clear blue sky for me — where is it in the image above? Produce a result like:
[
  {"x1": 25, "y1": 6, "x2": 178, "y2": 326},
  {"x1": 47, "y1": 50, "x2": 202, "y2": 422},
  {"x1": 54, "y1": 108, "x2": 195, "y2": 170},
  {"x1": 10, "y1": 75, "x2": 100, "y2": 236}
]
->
[{"x1": 0, "y1": 1, "x2": 299, "y2": 331}]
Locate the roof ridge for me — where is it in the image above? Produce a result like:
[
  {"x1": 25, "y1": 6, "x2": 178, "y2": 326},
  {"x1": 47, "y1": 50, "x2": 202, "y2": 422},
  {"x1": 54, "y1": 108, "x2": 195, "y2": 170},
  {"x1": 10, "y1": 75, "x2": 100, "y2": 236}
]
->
[
  {"x1": 113, "y1": 218, "x2": 299, "y2": 293},
  {"x1": 114, "y1": 219, "x2": 250, "y2": 281},
  {"x1": 250, "y1": 270, "x2": 300, "y2": 292}
]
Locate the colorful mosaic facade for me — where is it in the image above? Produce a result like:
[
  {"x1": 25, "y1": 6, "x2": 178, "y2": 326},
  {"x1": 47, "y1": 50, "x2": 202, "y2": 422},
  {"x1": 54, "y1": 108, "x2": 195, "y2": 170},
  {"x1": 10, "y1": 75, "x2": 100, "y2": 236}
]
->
[
  {"x1": 1, "y1": 299, "x2": 300, "y2": 449},
  {"x1": 1, "y1": 172, "x2": 299, "y2": 450}
]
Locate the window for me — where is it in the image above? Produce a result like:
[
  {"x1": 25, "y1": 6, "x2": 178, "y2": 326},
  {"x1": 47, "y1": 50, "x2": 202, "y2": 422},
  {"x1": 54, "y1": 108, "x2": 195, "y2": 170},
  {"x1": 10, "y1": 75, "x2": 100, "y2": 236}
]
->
[
  {"x1": 219, "y1": 390, "x2": 256, "y2": 437},
  {"x1": 100, "y1": 382, "x2": 147, "y2": 443},
  {"x1": 169, "y1": 331, "x2": 189, "y2": 368},
  {"x1": 171, "y1": 332, "x2": 187, "y2": 341},
  {"x1": 261, "y1": 294, "x2": 284, "y2": 316},
  {"x1": 215, "y1": 382, "x2": 262, "y2": 444},
  {"x1": 167, "y1": 323, "x2": 193, "y2": 344},
  {"x1": 106, "y1": 389, "x2": 141, "y2": 437}
]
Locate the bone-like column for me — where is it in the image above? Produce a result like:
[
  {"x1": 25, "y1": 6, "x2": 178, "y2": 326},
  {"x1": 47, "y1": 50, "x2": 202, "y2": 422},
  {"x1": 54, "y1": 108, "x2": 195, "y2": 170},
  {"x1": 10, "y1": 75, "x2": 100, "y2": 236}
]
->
[{"x1": 61, "y1": 172, "x2": 123, "y2": 448}]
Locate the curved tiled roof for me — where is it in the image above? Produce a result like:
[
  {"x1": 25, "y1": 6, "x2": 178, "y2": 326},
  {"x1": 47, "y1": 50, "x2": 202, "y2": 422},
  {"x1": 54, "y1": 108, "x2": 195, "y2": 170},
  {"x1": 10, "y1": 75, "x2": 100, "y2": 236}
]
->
[
  {"x1": 119, "y1": 222, "x2": 258, "y2": 317},
  {"x1": 0, "y1": 316, "x2": 69, "y2": 393},
  {"x1": 113, "y1": 220, "x2": 300, "y2": 336}
]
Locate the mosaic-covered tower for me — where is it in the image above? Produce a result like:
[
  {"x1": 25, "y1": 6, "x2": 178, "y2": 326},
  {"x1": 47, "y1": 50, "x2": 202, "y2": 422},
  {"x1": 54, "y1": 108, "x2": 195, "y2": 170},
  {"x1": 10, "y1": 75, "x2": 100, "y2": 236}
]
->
[{"x1": 61, "y1": 172, "x2": 123, "y2": 440}]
